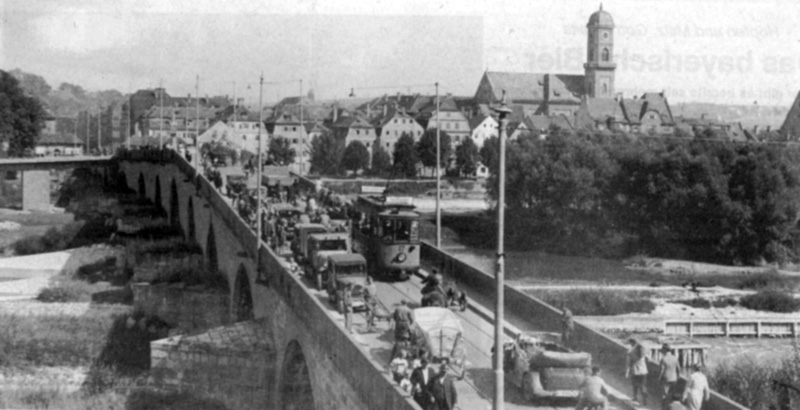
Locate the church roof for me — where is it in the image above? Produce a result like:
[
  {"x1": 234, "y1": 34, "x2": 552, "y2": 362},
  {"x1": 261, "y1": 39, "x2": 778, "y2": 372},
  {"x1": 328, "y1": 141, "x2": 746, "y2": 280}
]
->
[
  {"x1": 587, "y1": 6, "x2": 614, "y2": 27},
  {"x1": 483, "y1": 72, "x2": 547, "y2": 104},
  {"x1": 548, "y1": 75, "x2": 585, "y2": 103}
]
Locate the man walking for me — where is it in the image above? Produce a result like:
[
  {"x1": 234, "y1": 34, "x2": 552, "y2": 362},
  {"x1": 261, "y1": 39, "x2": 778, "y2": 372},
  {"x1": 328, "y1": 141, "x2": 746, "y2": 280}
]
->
[
  {"x1": 393, "y1": 300, "x2": 414, "y2": 341},
  {"x1": 561, "y1": 304, "x2": 574, "y2": 346},
  {"x1": 342, "y1": 283, "x2": 354, "y2": 333},
  {"x1": 430, "y1": 364, "x2": 457, "y2": 410},
  {"x1": 410, "y1": 358, "x2": 435, "y2": 409},
  {"x1": 683, "y1": 364, "x2": 710, "y2": 410},
  {"x1": 626, "y1": 338, "x2": 649, "y2": 406},
  {"x1": 659, "y1": 344, "x2": 682, "y2": 404}
]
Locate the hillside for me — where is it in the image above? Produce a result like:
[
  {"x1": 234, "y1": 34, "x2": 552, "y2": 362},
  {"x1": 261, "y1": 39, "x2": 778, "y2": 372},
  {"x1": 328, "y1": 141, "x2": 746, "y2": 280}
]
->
[{"x1": 7, "y1": 68, "x2": 126, "y2": 118}]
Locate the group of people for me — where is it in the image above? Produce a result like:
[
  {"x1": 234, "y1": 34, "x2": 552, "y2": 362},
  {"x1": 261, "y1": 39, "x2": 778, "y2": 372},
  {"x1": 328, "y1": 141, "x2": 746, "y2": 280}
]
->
[
  {"x1": 626, "y1": 338, "x2": 710, "y2": 410},
  {"x1": 389, "y1": 339, "x2": 458, "y2": 409}
]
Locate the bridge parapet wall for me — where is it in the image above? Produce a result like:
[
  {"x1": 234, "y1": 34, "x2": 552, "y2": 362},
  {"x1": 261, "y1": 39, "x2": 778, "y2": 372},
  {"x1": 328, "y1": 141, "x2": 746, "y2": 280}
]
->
[
  {"x1": 117, "y1": 149, "x2": 419, "y2": 410},
  {"x1": 420, "y1": 241, "x2": 748, "y2": 410}
]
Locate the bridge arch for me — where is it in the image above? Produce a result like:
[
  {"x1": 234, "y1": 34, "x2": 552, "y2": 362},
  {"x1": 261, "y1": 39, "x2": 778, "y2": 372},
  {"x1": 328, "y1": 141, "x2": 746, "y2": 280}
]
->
[
  {"x1": 137, "y1": 172, "x2": 146, "y2": 201},
  {"x1": 206, "y1": 221, "x2": 219, "y2": 272},
  {"x1": 154, "y1": 175, "x2": 163, "y2": 213},
  {"x1": 232, "y1": 264, "x2": 254, "y2": 322},
  {"x1": 187, "y1": 196, "x2": 196, "y2": 242},
  {"x1": 279, "y1": 340, "x2": 315, "y2": 410},
  {"x1": 169, "y1": 178, "x2": 180, "y2": 230}
]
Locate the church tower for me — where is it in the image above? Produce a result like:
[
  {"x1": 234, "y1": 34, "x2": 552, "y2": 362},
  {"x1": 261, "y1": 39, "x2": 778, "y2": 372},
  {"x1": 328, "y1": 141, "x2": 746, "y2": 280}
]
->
[{"x1": 584, "y1": 4, "x2": 616, "y2": 98}]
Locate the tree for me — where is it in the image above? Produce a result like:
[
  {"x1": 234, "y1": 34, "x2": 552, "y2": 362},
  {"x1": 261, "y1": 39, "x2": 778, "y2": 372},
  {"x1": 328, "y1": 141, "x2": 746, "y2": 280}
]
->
[
  {"x1": 480, "y1": 136, "x2": 499, "y2": 171},
  {"x1": 455, "y1": 137, "x2": 480, "y2": 177},
  {"x1": 370, "y1": 143, "x2": 392, "y2": 176},
  {"x1": 0, "y1": 71, "x2": 46, "y2": 157},
  {"x1": 341, "y1": 140, "x2": 370, "y2": 176},
  {"x1": 416, "y1": 129, "x2": 452, "y2": 176},
  {"x1": 393, "y1": 133, "x2": 419, "y2": 178},
  {"x1": 268, "y1": 136, "x2": 296, "y2": 165},
  {"x1": 309, "y1": 131, "x2": 344, "y2": 176}
]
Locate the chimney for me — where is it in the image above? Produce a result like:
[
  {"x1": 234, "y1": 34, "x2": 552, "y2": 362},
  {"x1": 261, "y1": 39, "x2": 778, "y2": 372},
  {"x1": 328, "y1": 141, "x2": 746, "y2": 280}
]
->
[
  {"x1": 753, "y1": 125, "x2": 759, "y2": 134},
  {"x1": 333, "y1": 106, "x2": 338, "y2": 123},
  {"x1": 767, "y1": 126, "x2": 771, "y2": 133},
  {"x1": 383, "y1": 104, "x2": 387, "y2": 117}
]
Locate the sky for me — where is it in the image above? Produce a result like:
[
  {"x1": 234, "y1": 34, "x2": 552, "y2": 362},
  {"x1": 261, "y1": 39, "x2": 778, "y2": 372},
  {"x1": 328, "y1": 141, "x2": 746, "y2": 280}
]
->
[{"x1": 2, "y1": 0, "x2": 799, "y2": 106}]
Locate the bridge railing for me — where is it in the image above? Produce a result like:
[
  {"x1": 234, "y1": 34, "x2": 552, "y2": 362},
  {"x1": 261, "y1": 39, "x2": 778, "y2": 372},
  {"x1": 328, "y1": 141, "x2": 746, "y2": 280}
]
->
[
  {"x1": 420, "y1": 241, "x2": 749, "y2": 410},
  {"x1": 118, "y1": 149, "x2": 419, "y2": 410}
]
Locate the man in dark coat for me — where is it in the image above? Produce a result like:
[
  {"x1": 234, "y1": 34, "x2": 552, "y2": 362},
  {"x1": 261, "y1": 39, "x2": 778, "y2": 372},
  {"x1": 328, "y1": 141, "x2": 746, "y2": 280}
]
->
[
  {"x1": 430, "y1": 364, "x2": 458, "y2": 410},
  {"x1": 410, "y1": 358, "x2": 436, "y2": 409},
  {"x1": 393, "y1": 299, "x2": 414, "y2": 341}
]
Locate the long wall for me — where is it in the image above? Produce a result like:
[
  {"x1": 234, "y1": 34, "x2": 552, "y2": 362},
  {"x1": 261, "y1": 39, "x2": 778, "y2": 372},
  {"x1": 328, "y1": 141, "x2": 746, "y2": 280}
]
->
[
  {"x1": 117, "y1": 150, "x2": 419, "y2": 410},
  {"x1": 421, "y1": 242, "x2": 749, "y2": 410}
]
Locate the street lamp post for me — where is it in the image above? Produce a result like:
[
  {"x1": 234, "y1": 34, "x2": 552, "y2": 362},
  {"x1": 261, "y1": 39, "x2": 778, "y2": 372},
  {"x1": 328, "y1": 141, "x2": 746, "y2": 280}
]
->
[
  {"x1": 435, "y1": 82, "x2": 441, "y2": 248},
  {"x1": 256, "y1": 73, "x2": 264, "y2": 281},
  {"x1": 492, "y1": 91, "x2": 511, "y2": 410}
]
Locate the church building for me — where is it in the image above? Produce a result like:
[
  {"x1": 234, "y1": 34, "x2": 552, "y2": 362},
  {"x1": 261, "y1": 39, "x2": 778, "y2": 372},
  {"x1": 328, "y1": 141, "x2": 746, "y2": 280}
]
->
[{"x1": 473, "y1": 5, "x2": 675, "y2": 134}]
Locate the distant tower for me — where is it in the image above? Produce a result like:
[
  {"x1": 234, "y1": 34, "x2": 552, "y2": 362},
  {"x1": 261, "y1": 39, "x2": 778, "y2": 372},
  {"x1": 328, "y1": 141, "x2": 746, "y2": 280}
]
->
[{"x1": 584, "y1": 4, "x2": 616, "y2": 98}]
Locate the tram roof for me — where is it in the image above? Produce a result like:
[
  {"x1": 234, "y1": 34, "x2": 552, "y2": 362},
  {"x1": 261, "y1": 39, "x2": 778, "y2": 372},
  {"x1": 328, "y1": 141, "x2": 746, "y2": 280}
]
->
[
  {"x1": 328, "y1": 253, "x2": 366, "y2": 265},
  {"x1": 378, "y1": 210, "x2": 419, "y2": 218}
]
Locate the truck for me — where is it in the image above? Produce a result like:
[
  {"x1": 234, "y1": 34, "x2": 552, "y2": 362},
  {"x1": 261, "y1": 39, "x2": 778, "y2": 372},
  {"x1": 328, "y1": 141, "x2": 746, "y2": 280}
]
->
[
  {"x1": 291, "y1": 223, "x2": 328, "y2": 263},
  {"x1": 503, "y1": 332, "x2": 592, "y2": 403},
  {"x1": 325, "y1": 253, "x2": 369, "y2": 313},
  {"x1": 307, "y1": 232, "x2": 351, "y2": 290}
]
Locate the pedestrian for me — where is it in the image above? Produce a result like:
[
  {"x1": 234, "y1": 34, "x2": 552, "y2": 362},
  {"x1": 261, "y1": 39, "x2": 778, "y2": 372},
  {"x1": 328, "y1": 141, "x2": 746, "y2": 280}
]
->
[
  {"x1": 430, "y1": 363, "x2": 458, "y2": 410},
  {"x1": 410, "y1": 358, "x2": 435, "y2": 409},
  {"x1": 561, "y1": 304, "x2": 574, "y2": 346},
  {"x1": 399, "y1": 370, "x2": 413, "y2": 393},
  {"x1": 390, "y1": 350, "x2": 409, "y2": 384},
  {"x1": 393, "y1": 300, "x2": 414, "y2": 341},
  {"x1": 364, "y1": 276, "x2": 378, "y2": 331},
  {"x1": 625, "y1": 338, "x2": 649, "y2": 406},
  {"x1": 343, "y1": 283, "x2": 354, "y2": 333},
  {"x1": 575, "y1": 366, "x2": 610, "y2": 410},
  {"x1": 682, "y1": 364, "x2": 710, "y2": 410},
  {"x1": 659, "y1": 344, "x2": 682, "y2": 403}
]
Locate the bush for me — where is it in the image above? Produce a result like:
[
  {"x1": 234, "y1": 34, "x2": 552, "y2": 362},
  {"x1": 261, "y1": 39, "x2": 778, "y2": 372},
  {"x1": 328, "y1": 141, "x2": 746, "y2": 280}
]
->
[
  {"x1": 126, "y1": 390, "x2": 229, "y2": 410},
  {"x1": 676, "y1": 297, "x2": 738, "y2": 309},
  {"x1": 527, "y1": 289, "x2": 657, "y2": 316},
  {"x1": 12, "y1": 221, "x2": 85, "y2": 255},
  {"x1": 710, "y1": 341, "x2": 800, "y2": 410},
  {"x1": 36, "y1": 279, "x2": 96, "y2": 303},
  {"x1": 738, "y1": 270, "x2": 794, "y2": 291},
  {"x1": 740, "y1": 289, "x2": 800, "y2": 313}
]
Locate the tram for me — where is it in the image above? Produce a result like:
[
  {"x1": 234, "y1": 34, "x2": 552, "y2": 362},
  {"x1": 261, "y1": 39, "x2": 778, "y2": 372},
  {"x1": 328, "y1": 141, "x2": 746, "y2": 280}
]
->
[{"x1": 352, "y1": 195, "x2": 420, "y2": 280}]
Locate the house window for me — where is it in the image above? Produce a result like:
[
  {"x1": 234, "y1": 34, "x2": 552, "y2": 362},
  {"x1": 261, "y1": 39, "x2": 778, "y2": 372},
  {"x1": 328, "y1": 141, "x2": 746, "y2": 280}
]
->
[
  {"x1": 395, "y1": 130, "x2": 398, "y2": 136},
  {"x1": 386, "y1": 143, "x2": 390, "y2": 147},
  {"x1": 293, "y1": 139, "x2": 298, "y2": 144},
  {"x1": 356, "y1": 130, "x2": 360, "y2": 135},
  {"x1": 366, "y1": 142, "x2": 371, "y2": 147},
  {"x1": 455, "y1": 123, "x2": 459, "y2": 130},
  {"x1": 292, "y1": 127, "x2": 296, "y2": 131},
  {"x1": 284, "y1": 127, "x2": 288, "y2": 131},
  {"x1": 394, "y1": 119, "x2": 398, "y2": 124},
  {"x1": 602, "y1": 48, "x2": 610, "y2": 62}
]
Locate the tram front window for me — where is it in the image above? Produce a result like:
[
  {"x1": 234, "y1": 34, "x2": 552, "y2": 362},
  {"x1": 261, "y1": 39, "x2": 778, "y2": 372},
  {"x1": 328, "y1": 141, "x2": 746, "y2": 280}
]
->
[{"x1": 395, "y1": 219, "x2": 412, "y2": 241}]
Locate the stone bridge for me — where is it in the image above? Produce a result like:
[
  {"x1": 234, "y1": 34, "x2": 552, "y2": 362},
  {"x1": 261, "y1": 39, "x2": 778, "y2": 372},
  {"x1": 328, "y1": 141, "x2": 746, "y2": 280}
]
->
[{"x1": 115, "y1": 149, "x2": 416, "y2": 410}]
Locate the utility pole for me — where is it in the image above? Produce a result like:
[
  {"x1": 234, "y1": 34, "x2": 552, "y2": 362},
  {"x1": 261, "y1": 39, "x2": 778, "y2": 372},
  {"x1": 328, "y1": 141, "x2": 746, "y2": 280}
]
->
[
  {"x1": 97, "y1": 105, "x2": 102, "y2": 153},
  {"x1": 435, "y1": 82, "x2": 441, "y2": 248},
  {"x1": 256, "y1": 73, "x2": 264, "y2": 280},
  {"x1": 159, "y1": 79, "x2": 164, "y2": 148},
  {"x1": 299, "y1": 79, "x2": 304, "y2": 176},
  {"x1": 232, "y1": 81, "x2": 237, "y2": 148},
  {"x1": 195, "y1": 75, "x2": 200, "y2": 170},
  {"x1": 492, "y1": 91, "x2": 511, "y2": 410}
]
